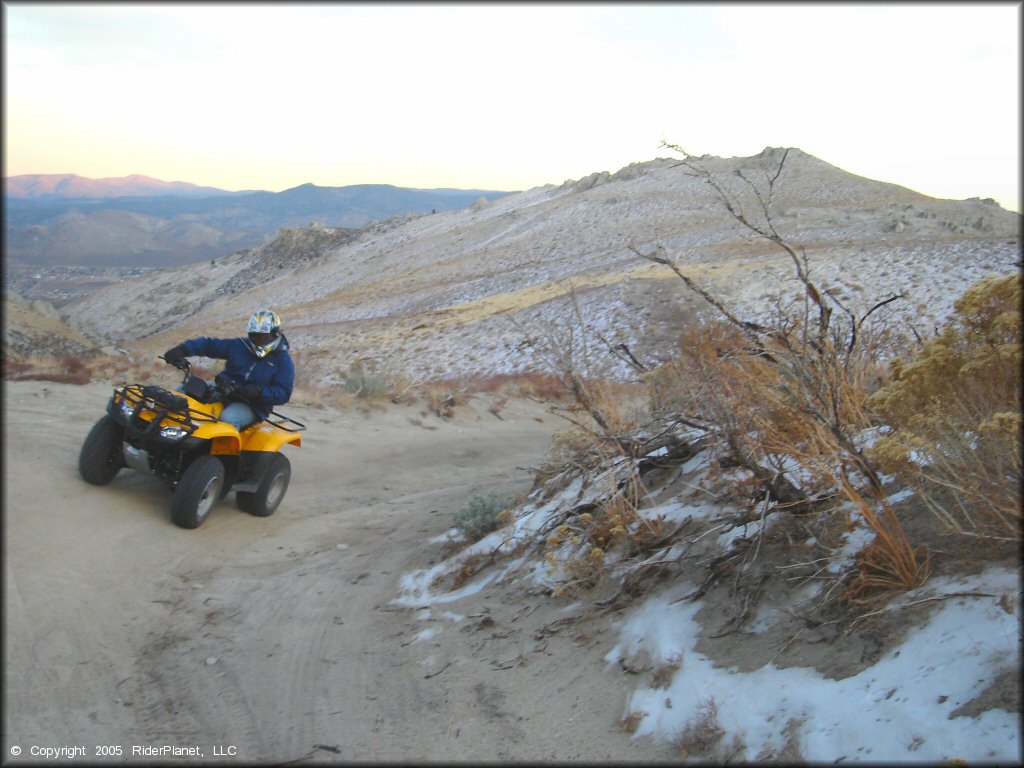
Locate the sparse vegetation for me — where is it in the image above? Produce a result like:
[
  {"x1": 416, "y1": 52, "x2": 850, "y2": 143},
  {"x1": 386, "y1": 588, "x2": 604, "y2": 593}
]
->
[
  {"x1": 453, "y1": 493, "x2": 514, "y2": 542},
  {"x1": 675, "y1": 697, "x2": 725, "y2": 757},
  {"x1": 518, "y1": 283, "x2": 651, "y2": 456},
  {"x1": 3, "y1": 353, "x2": 93, "y2": 384},
  {"x1": 342, "y1": 360, "x2": 392, "y2": 398},
  {"x1": 492, "y1": 146, "x2": 1018, "y2": 625},
  {"x1": 619, "y1": 711, "x2": 647, "y2": 733}
]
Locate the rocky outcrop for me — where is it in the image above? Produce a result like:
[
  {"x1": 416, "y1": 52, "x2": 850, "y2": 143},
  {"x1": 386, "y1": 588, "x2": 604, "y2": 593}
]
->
[{"x1": 217, "y1": 226, "x2": 360, "y2": 295}]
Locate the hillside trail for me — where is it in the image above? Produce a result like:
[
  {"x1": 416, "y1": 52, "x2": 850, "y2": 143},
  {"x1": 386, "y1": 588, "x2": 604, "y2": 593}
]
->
[{"x1": 3, "y1": 380, "x2": 660, "y2": 763}]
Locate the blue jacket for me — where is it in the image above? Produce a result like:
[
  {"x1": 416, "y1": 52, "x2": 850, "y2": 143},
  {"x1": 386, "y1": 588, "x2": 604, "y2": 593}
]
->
[{"x1": 182, "y1": 334, "x2": 294, "y2": 420}]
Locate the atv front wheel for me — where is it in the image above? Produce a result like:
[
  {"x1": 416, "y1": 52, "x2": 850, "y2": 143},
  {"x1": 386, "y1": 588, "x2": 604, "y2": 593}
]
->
[
  {"x1": 79, "y1": 416, "x2": 124, "y2": 485},
  {"x1": 171, "y1": 455, "x2": 225, "y2": 529},
  {"x1": 236, "y1": 454, "x2": 291, "y2": 517}
]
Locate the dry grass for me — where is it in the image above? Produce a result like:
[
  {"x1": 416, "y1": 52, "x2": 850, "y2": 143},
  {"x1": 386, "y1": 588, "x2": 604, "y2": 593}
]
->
[
  {"x1": 675, "y1": 697, "x2": 725, "y2": 757},
  {"x1": 619, "y1": 711, "x2": 647, "y2": 734},
  {"x1": 451, "y1": 371, "x2": 568, "y2": 401},
  {"x1": 650, "y1": 655, "x2": 682, "y2": 689}
]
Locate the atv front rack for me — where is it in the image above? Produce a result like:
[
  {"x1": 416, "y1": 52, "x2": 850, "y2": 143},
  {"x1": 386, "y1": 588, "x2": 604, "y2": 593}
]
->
[{"x1": 114, "y1": 383, "x2": 219, "y2": 438}]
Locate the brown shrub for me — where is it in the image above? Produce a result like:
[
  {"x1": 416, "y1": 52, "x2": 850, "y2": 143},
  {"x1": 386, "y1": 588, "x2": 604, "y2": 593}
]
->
[{"x1": 676, "y1": 698, "x2": 725, "y2": 757}]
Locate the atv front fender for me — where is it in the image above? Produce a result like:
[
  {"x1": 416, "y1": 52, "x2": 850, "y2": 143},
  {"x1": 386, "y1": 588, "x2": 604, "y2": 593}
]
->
[{"x1": 192, "y1": 421, "x2": 243, "y2": 455}]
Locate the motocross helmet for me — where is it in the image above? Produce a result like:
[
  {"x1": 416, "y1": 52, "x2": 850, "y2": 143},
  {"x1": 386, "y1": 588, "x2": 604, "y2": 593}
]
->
[{"x1": 246, "y1": 309, "x2": 283, "y2": 358}]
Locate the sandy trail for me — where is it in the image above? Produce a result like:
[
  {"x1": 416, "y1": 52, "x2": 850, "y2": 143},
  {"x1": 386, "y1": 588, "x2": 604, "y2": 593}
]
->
[{"x1": 3, "y1": 380, "x2": 657, "y2": 763}]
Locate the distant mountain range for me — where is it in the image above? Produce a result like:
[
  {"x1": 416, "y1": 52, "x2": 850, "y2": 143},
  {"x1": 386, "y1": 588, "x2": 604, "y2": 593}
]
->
[
  {"x1": 3, "y1": 174, "x2": 517, "y2": 269},
  {"x1": 4, "y1": 173, "x2": 251, "y2": 200}
]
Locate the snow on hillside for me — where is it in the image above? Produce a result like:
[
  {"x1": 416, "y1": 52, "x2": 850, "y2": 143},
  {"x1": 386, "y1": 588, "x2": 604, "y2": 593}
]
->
[
  {"x1": 58, "y1": 149, "x2": 1020, "y2": 386},
  {"x1": 392, "y1": 433, "x2": 1021, "y2": 763}
]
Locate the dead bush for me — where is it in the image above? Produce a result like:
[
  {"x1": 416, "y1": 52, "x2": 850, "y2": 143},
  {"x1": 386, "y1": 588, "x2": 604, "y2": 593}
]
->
[
  {"x1": 676, "y1": 697, "x2": 726, "y2": 757},
  {"x1": 635, "y1": 144, "x2": 928, "y2": 601},
  {"x1": 420, "y1": 383, "x2": 467, "y2": 418},
  {"x1": 456, "y1": 371, "x2": 567, "y2": 401},
  {"x1": 518, "y1": 284, "x2": 648, "y2": 455},
  {"x1": 619, "y1": 711, "x2": 647, "y2": 733}
]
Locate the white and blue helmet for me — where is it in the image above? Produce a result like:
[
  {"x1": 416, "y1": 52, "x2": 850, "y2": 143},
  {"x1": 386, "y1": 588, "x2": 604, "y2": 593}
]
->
[{"x1": 246, "y1": 309, "x2": 283, "y2": 357}]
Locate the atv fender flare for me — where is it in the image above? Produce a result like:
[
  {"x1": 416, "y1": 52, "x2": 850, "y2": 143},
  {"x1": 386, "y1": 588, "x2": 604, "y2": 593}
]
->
[{"x1": 242, "y1": 423, "x2": 302, "y2": 452}]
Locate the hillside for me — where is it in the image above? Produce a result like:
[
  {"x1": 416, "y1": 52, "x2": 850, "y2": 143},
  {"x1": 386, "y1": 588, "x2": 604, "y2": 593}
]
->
[
  {"x1": 2, "y1": 290, "x2": 96, "y2": 358},
  {"x1": 46, "y1": 147, "x2": 1021, "y2": 387},
  {"x1": 4, "y1": 148, "x2": 1020, "y2": 762}
]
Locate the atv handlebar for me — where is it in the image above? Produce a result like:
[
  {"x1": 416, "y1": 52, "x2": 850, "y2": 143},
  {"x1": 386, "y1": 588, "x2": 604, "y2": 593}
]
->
[
  {"x1": 158, "y1": 354, "x2": 254, "y2": 405},
  {"x1": 159, "y1": 354, "x2": 191, "y2": 375}
]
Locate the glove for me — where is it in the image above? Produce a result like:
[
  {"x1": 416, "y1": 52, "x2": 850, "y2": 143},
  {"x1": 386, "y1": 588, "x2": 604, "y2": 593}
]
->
[
  {"x1": 163, "y1": 345, "x2": 187, "y2": 367},
  {"x1": 215, "y1": 372, "x2": 236, "y2": 394},
  {"x1": 239, "y1": 383, "x2": 261, "y2": 401}
]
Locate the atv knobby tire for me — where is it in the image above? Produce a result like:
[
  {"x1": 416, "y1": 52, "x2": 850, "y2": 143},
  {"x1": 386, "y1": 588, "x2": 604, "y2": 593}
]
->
[
  {"x1": 79, "y1": 415, "x2": 124, "y2": 485},
  {"x1": 171, "y1": 455, "x2": 225, "y2": 529},
  {"x1": 236, "y1": 454, "x2": 290, "y2": 517}
]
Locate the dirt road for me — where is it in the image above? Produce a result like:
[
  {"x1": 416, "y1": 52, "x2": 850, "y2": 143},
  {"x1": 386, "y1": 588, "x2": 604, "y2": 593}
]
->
[{"x1": 3, "y1": 380, "x2": 658, "y2": 763}]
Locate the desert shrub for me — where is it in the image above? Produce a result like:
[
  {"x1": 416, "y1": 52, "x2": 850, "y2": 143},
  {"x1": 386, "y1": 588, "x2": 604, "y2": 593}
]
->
[
  {"x1": 342, "y1": 361, "x2": 390, "y2": 398},
  {"x1": 633, "y1": 145, "x2": 931, "y2": 602},
  {"x1": 869, "y1": 273, "x2": 1022, "y2": 540},
  {"x1": 504, "y1": 371, "x2": 567, "y2": 400},
  {"x1": 676, "y1": 698, "x2": 726, "y2": 757},
  {"x1": 453, "y1": 492, "x2": 514, "y2": 541},
  {"x1": 518, "y1": 285, "x2": 649, "y2": 455},
  {"x1": 453, "y1": 372, "x2": 567, "y2": 400},
  {"x1": 420, "y1": 383, "x2": 467, "y2": 418},
  {"x1": 646, "y1": 309, "x2": 929, "y2": 603}
]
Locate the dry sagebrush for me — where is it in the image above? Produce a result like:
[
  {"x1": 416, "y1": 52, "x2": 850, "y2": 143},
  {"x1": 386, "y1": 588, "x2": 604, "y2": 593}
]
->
[{"x1": 869, "y1": 273, "x2": 1022, "y2": 541}]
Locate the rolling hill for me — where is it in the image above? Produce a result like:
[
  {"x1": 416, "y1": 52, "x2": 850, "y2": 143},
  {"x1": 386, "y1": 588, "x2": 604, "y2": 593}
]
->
[{"x1": 14, "y1": 147, "x2": 1016, "y2": 387}]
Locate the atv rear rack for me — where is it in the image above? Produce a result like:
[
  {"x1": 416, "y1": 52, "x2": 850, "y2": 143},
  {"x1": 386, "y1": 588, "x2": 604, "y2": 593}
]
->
[{"x1": 266, "y1": 410, "x2": 306, "y2": 432}]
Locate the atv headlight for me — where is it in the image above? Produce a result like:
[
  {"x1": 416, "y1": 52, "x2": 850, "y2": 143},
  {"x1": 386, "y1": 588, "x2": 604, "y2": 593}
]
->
[
  {"x1": 159, "y1": 425, "x2": 188, "y2": 441},
  {"x1": 119, "y1": 398, "x2": 136, "y2": 419}
]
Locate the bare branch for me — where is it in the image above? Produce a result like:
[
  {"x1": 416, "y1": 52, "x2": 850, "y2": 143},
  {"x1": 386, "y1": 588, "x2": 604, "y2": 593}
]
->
[
  {"x1": 859, "y1": 292, "x2": 905, "y2": 327},
  {"x1": 630, "y1": 244, "x2": 769, "y2": 346}
]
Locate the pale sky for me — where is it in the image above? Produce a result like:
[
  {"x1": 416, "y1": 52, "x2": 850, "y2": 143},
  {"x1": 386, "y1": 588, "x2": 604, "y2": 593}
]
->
[{"x1": 3, "y1": 2, "x2": 1020, "y2": 211}]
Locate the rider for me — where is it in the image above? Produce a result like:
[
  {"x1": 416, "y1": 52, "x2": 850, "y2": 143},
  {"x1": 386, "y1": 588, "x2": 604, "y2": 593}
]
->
[{"x1": 163, "y1": 309, "x2": 294, "y2": 431}]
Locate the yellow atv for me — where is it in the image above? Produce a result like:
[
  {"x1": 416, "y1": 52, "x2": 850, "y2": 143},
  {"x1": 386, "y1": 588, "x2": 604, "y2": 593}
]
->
[{"x1": 78, "y1": 357, "x2": 304, "y2": 529}]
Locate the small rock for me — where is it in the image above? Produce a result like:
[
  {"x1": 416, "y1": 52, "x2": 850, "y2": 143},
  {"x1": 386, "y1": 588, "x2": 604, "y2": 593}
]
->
[{"x1": 205, "y1": 657, "x2": 218, "y2": 666}]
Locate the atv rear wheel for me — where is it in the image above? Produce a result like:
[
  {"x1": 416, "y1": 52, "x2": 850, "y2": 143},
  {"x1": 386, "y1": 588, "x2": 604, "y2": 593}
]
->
[
  {"x1": 79, "y1": 415, "x2": 124, "y2": 485},
  {"x1": 171, "y1": 455, "x2": 225, "y2": 529},
  {"x1": 236, "y1": 453, "x2": 291, "y2": 517}
]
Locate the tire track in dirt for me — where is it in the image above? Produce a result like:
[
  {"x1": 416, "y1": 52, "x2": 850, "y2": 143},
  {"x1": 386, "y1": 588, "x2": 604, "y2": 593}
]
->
[{"x1": 4, "y1": 380, "x2": 581, "y2": 761}]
